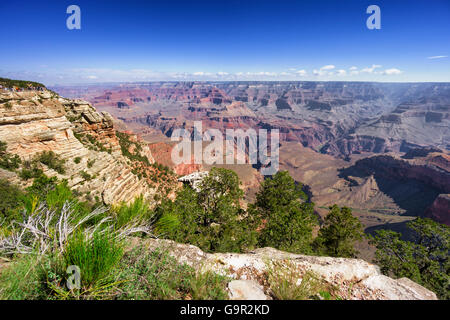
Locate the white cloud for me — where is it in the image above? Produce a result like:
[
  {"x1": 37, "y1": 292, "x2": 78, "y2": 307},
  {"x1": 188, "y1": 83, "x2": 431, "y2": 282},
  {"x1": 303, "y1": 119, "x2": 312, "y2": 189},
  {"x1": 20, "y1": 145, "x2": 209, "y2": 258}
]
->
[
  {"x1": 321, "y1": 65, "x2": 335, "y2": 70},
  {"x1": 313, "y1": 65, "x2": 336, "y2": 77},
  {"x1": 15, "y1": 63, "x2": 410, "y2": 85},
  {"x1": 382, "y1": 68, "x2": 402, "y2": 75},
  {"x1": 361, "y1": 64, "x2": 382, "y2": 73},
  {"x1": 427, "y1": 55, "x2": 448, "y2": 60}
]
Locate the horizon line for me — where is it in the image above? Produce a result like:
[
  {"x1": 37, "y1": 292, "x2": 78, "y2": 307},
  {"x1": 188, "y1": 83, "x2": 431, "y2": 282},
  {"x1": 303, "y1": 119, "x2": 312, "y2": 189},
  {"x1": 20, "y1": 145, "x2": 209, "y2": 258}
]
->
[{"x1": 48, "y1": 79, "x2": 450, "y2": 87}]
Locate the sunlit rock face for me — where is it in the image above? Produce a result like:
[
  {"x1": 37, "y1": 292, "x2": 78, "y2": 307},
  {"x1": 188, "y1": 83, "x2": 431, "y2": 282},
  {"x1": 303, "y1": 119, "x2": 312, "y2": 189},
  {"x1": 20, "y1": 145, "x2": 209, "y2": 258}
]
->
[
  {"x1": 133, "y1": 238, "x2": 438, "y2": 300},
  {"x1": 0, "y1": 89, "x2": 157, "y2": 204}
]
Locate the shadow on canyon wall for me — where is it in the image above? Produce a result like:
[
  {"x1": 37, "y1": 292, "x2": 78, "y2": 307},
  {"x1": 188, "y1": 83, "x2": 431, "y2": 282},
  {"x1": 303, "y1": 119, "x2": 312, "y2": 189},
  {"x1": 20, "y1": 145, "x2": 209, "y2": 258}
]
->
[{"x1": 338, "y1": 165, "x2": 440, "y2": 217}]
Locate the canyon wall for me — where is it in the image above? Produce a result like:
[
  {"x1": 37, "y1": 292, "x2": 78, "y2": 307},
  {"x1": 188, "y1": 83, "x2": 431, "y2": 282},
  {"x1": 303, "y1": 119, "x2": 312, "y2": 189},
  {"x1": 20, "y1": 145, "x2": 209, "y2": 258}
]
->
[{"x1": 0, "y1": 88, "x2": 158, "y2": 204}]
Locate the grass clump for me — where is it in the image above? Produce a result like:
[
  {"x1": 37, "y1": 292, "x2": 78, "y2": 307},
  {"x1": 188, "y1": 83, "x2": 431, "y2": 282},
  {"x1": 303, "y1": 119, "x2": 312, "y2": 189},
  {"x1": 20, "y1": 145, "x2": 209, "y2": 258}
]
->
[
  {"x1": 0, "y1": 254, "x2": 49, "y2": 300},
  {"x1": 0, "y1": 232, "x2": 124, "y2": 300},
  {"x1": 116, "y1": 246, "x2": 229, "y2": 300},
  {"x1": 266, "y1": 260, "x2": 340, "y2": 300},
  {"x1": 111, "y1": 195, "x2": 152, "y2": 229},
  {"x1": 63, "y1": 231, "x2": 124, "y2": 289}
]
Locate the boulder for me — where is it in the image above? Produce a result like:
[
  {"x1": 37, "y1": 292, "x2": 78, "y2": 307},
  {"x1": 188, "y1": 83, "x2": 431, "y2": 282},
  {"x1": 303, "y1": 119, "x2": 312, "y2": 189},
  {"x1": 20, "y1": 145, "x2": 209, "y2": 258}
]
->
[{"x1": 228, "y1": 280, "x2": 268, "y2": 300}]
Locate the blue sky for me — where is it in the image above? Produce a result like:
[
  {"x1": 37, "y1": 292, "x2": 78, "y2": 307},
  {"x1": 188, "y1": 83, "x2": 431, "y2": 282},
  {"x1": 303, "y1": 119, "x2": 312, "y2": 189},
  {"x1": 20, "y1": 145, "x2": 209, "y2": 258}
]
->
[{"x1": 0, "y1": 0, "x2": 449, "y2": 85}]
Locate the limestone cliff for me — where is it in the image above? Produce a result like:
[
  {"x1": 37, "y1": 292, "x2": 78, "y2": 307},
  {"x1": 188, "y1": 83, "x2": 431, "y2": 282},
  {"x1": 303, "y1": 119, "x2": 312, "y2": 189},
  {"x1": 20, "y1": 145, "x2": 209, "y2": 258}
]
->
[{"x1": 0, "y1": 88, "x2": 159, "y2": 204}]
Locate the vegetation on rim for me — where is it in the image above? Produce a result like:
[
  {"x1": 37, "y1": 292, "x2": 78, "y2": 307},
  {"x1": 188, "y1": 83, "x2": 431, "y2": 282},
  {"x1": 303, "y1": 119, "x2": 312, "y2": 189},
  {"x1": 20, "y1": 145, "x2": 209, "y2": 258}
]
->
[{"x1": 0, "y1": 155, "x2": 448, "y2": 299}]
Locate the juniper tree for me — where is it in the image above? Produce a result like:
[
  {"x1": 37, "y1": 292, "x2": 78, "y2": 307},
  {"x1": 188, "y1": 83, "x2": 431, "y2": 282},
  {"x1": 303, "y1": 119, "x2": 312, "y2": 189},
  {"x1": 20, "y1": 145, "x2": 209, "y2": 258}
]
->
[{"x1": 314, "y1": 205, "x2": 364, "y2": 258}]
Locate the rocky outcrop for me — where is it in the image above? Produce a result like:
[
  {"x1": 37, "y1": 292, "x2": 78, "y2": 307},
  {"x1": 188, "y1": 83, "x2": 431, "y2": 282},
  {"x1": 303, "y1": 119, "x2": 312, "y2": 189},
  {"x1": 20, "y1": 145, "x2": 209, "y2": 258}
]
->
[
  {"x1": 0, "y1": 89, "x2": 157, "y2": 204},
  {"x1": 178, "y1": 171, "x2": 209, "y2": 191},
  {"x1": 228, "y1": 280, "x2": 268, "y2": 300},
  {"x1": 425, "y1": 194, "x2": 450, "y2": 225},
  {"x1": 137, "y1": 238, "x2": 437, "y2": 300}
]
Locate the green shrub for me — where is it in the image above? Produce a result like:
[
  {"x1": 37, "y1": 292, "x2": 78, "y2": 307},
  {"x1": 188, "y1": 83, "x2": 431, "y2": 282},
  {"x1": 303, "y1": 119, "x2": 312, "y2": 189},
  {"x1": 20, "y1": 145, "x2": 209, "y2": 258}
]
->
[
  {"x1": 87, "y1": 159, "x2": 95, "y2": 168},
  {"x1": 25, "y1": 174, "x2": 58, "y2": 200},
  {"x1": 0, "y1": 141, "x2": 21, "y2": 171},
  {"x1": 0, "y1": 178, "x2": 24, "y2": 223},
  {"x1": 370, "y1": 218, "x2": 450, "y2": 300},
  {"x1": 45, "y1": 180, "x2": 74, "y2": 209},
  {"x1": 74, "y1": 157, "x2": 81, "y2": 164},
  {"x1": 155, "y1": 169, "x2": 258, "y2": 253},
  {"x1": 0, "y1": 253, "x2": 67, "y2": 300},
  {"x1": 188, "y1": 270, "x2": 229, "y2": 300},
  {"x1": 35, "y1": 151, "x2": 66, "y2": 174},
  {"x1": 63, "y1": 231, "x2": 124, "y2": 288},
  {"x1": 253, "y1": 171, "x2": 317, "y2": 254},
  {"x1": 155, "y1": 211, "x2": 181, "y2": 235},
  {"x1": 313, "y1": 205, "x2": 364, "y2": 258},
  {"x1": 19, "y1": 166, "x2": 44, "y2": 180},
  {"x1": 80, "y1": 171, "x2": 92, "y2": 181}
]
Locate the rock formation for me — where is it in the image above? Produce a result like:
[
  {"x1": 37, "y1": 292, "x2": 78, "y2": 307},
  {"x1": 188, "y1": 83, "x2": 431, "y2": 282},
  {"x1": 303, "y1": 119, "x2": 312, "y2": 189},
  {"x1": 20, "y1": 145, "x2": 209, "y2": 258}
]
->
[
  {"x1": 136, "y1": 238, "x2": 437, "y2": 300},
  {"x1": 52, "y1": 81, "x2": 450, "y2": 158},
  {"x1": 425, "y1": 194, "x2": 450, "y2": 226},
  {"x1": 0, "y1": 88, "x2": 159, "y2": 204}
]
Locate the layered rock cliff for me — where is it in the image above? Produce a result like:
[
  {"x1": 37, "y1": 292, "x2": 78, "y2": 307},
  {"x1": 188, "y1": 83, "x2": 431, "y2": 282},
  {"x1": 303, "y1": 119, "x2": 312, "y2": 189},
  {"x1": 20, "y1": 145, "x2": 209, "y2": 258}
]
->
[
  {"x1": 330, "y1": 96, "x2": 450, "y2": 157},
  {"x1": 338, "y1": 151, "x2": 450, "y2": 218},
  {"x1": 0, "y1": 88, "x2": 159, "y2": 204},
  {"x1": 53, "y1": 81, "x2": 450, "y2": 158}
]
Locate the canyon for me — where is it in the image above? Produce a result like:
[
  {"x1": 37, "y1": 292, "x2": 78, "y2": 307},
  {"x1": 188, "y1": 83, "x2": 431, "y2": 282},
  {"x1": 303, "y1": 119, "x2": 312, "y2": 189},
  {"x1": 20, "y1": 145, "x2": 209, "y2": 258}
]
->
[
  {"x1": 52, "y1": 81, "x2": 450, "y2": 231},
  {"x1": 0, "y1": 80, "x2": 446, "y2": 300},
  {"x1": 53, "y1": 81, "x2": 450, "y2": 157},
  {"x1": 0, "y1": 87, "x2": 177, "y2": 205}
]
